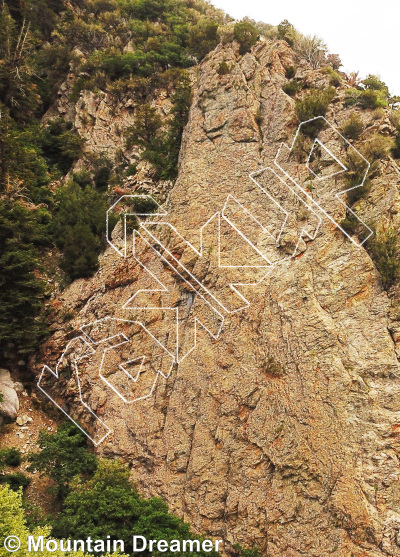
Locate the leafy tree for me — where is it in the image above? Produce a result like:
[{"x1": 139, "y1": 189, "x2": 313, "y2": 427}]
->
[
  {"x1": 93, "y1": 159, "x2": 112, "y2": 191},
  {"x1": 326, "y1": 53, "x2": 342, "y2": 70},
  {"x1": 53, "y1": 459, "x2": 220, "y2": 557},
  {"x1": 294, "y1": 33, "x2": 327, "y2": 69},
  {"x1": 233, "y1": 20, "x2": 259, "y2": 55},
  {"x1": 358, "y1": 89, "x2": 388, "y2": 110},
  {"x1": 4, "y1": 0, "x2": 26, "y2": 23},
  {"x1": 133, "y1": 0, "x2": 168, "y2": 22},
  {"x1": 0, "y1": 104, "x2": 50, "y2": 197},
  {"x1": 277, "y1": 19, "x2": 294, "y2": 45},
  {"x1": 188, "y1": 19, "x2": 219, "y2": 60},
  {"x1": 161, "y1": 72, "x2": 192, "y2": 179},
  {"x1": 0, "y1": 103, "x2": 21, "y2": 190},
  {"x1": 27, "y1": 420, "x2": 97, "y2": 501},
  {"x1": 0, "y1": 484, "x2": 124, "y2": 557},
  {"x1": 344, "y1": 75, "x2": 389, "y2": 110},
  {"x1": 59, "y1": 221, "x2": 102, "y2": 279},
  {"x1": 126, "y1": 103, "x2": 162, "y2": 152},
  {"x1": 362, "y1": 74, "x2": 389, "y2": 96}
]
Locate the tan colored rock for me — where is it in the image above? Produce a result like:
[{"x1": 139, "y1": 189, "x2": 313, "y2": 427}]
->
[
  {"x1": 16, "y1": 415, "x2": 30, "y2": 426},
  {"x1": 0, "y1": 369, "x2": 19, "y2": 422},
  {"x1": 34, "y1": 38, "x2": 400, "y2": 557}
]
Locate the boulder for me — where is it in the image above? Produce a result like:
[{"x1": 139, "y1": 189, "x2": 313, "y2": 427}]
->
[{"x1": 0, "y1": 369, "x2": 19, "y2": 423}]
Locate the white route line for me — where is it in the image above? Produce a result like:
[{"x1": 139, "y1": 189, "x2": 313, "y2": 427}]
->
[
  {"x1": 107, "y1": 194, "x2": 167, "y2": 257},
  {"x1": 37, "y1": 336, "x2": 111, "y2": 446},
  {"x1": 124, "y1": 230, "x2": 225, "y2": 363},
  {"x1": 274, "y1": 116, "x2": 374, "y2": 246},
  {"x1": 40, "y1": 116, "x2": 374, "y2": 444}
]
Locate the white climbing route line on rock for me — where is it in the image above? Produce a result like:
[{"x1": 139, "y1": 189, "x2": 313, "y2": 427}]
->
[
  {"x1": 39, "y1": 116, "x2": 373, "y2": 444},
  {"x1": 274, "y1": 115, "x2": 373, "y2": 246}
]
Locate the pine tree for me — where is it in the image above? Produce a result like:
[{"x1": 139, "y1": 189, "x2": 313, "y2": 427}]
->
[{"x1": 0, "y1": 198, "x2": 48, "y2": 359}]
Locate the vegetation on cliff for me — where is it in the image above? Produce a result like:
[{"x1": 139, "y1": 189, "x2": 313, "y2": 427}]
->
[
  {"x1": 24, "y1": 421, "x2": 223, "y2": 557},
  {"x1": 0, "y1": 0, "x2": 228, "y2": 362}
]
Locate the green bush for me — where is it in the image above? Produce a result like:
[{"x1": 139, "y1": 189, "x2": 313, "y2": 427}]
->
[
  {"x1": 392, "y1": 134, "x2": 400, "y2": 159},
  {"x1": 277, "y1": 19, "x2": 295, "y2": 45},
  {"x1": 52, "y1": 459, "x2": 220, "y2": 557},
  {"x1": 262, "y1": 356, "x2": 284, "y2": 377},
  {"x1": 359, "y1": 89, "x2": 388, "y2": 110},
  {"x1": 367, "y1": 229, "x2": 400, "y2": 289},
  {"x1": 372, "y1": 107, "x2": 385, "y2": 120},
  {"x1": 0, "y1": 472, "x2": 31, "y2": 491},
  {"x1": 283, "y1": 79, "x2": 300, "y2": 97},
  {"x1": 94, "y1": 160, "x2": 112, "y2": 190},
  {"x1": 285, "y1": 65, "x2": 296, "y2": 79},
  {"x1": 340, "y1": 113, "x2": 364, "y2": 140},
  {"x1": 340, "y1": 213, "x2": 358, "y2": 236},
  {"x1": 0, "y1": 447, "x2": 22, "y2": 467},
  {"x1": 344, "y1": 87, "x2": 361, "y2": 107},
  {"x1": 343, "y1": 151, "x2": 371, "y2": 204},
  {"x1": 362, "y1": 74, "x2": 389, "y2": 95},
  {"x1": 343, "y1": 75, "x2": 390, "y2": 110},
  {"x1": 131, "y1": 196, "x2": 158, "y2": 213},
  {"x1": 362, "y1": 134, "x2": 394, "y2": 161},
  {"x1": 233, "y1": 20, "x2": 259, "y2": 55},
  {"x1": 295, "y1": 87, "x2": 336, "y2": 136},
  {"x1": 27, "y1": 420, "x2": 97, "y2": 501},
  {"x1": 72, "y1": 169, "x2": 92, "y2": 188},
  {"x1": 234, "y1": 544, "x2": 260, "y2": 557},
  {"x1": 217, "y1": 61, "x2": 230, "y2": 75},
  {"x1": 326, "y1": 67, "x2": 341, "y2": 87},
  {"x1": 125, "y1": 214, "x2": 139, "y2": 232},
  {"x1": 345, "y1": 86, "x2": 388, "y2": 110},
  {"x1": 1, "y1": 484, "x2": 120, "y2": 557}
]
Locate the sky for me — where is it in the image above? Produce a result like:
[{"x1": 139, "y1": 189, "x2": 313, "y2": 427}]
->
[{"x1": 211, "y1": 0, "x2": 400, "y2": 95}]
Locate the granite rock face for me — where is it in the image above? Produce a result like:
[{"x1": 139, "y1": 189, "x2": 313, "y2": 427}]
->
[
  {"x1": 35, "y1": 39, "x2": 400, "y2": 556},
  {"x1": 0, "y1": 369, "x2": 20, "y2": 423}
]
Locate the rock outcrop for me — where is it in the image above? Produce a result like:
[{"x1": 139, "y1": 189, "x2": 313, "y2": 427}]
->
[
  {"x1": 34, "y1": 39, "x2": 400, "y2": 556},
  {"x1": 0, "y1": 369, "x2": 19, "y2": 423}
]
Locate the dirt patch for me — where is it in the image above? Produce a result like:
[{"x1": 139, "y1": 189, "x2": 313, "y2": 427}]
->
[{"x1": 0, "y1": 389, "x2": 60, "y2": 516}]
